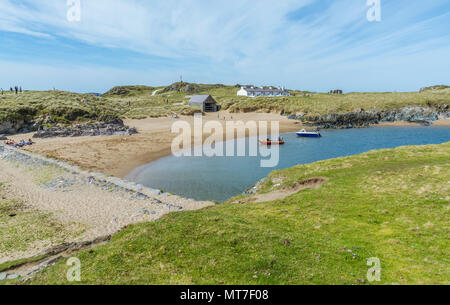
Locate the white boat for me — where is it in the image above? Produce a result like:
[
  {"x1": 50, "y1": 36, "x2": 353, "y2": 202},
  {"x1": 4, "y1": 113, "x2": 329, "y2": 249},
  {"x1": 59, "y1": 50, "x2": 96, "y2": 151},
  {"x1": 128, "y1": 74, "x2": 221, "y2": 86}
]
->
[{"x1": 296, "y1": 129, "x2": 321, "y2": 138}]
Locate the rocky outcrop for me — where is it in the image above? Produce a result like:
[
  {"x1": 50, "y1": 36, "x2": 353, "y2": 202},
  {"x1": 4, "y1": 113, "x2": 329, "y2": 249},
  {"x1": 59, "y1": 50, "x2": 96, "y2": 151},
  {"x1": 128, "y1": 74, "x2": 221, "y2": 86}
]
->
[
  {"x1": 287, "y1": 106, "x2": 449, "y2": 129},
  {"x1": 0, "y1": 118, "x2": 41, "y2": 135},
  {"x1": 33, "y1": 118, "x2": 138, "y2": 138}
]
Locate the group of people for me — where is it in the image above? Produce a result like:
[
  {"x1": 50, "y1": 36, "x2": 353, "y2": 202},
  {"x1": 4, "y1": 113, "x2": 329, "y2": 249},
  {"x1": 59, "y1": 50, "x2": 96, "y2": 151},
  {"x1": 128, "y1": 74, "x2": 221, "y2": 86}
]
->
[
  {"x1": 1, "y1": 86, "x2": 23, "y2": 95},
  {"x1": 4, "y1": 138, "x2": 34, "y2": 148}
]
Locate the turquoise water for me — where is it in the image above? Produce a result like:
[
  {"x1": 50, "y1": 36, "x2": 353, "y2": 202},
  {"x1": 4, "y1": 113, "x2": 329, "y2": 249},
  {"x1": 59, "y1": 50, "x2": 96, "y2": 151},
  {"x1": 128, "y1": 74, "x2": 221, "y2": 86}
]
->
[{"x1": 128, "y1": 127, "x2": 450, "y2": 202}]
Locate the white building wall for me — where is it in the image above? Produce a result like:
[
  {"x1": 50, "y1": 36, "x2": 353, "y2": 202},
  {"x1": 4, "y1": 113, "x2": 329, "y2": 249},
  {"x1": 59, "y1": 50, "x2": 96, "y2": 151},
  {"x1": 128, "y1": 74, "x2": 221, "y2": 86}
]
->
[
  {"x1": 237, "y1": 87, "x2": 290, "y2": 97},
  {"x1": 237, "y1": 87, "x2": 249, "y2": 96}
]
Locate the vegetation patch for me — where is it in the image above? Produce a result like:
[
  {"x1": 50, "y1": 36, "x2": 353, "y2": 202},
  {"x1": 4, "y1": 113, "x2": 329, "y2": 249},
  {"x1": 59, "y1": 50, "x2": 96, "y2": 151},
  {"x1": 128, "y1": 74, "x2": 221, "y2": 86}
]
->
[
  {"x1": 0, "y1": 255, "x2": 49, "y2": 273},
  {"x1": 0, "y1": 183, "x2": 84, "y2": 260}
]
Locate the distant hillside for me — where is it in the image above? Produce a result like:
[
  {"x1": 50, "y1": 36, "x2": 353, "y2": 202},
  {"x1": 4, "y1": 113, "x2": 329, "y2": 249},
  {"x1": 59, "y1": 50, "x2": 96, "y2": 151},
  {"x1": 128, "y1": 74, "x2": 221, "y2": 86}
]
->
[
  {"x1": 159, "y1": 82, "x2": 226, "y2": 94},
  {"x1": 103, "y1": 85, "x2": 155, "y2": 96},
  {"x1": 420, "y1": 85, "x2": 450, "y2": 93},
  {"x1": 1, "y1": 83, "x2": 449, "y2": 134}
]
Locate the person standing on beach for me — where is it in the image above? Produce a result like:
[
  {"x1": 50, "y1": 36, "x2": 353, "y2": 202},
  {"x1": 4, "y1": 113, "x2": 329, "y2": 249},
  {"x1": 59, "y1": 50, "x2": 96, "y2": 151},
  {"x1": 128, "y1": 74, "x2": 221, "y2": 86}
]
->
[
  {"x1": 19, "y1": 86, "x2": 22, "y2": 93},
  {"x1": 1, "y1": 88, "x2": 3, "y2": 95},
  {"x1": 14, "y1": 86, "x2": 18, "y2": 94}
]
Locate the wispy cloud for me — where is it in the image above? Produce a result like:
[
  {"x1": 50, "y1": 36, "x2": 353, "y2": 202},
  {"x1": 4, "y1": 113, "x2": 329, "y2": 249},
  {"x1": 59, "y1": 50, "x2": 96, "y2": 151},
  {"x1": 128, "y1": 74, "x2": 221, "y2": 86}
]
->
[{"x1": 0, "y1": 0, "x2": 449, "y2": 92}]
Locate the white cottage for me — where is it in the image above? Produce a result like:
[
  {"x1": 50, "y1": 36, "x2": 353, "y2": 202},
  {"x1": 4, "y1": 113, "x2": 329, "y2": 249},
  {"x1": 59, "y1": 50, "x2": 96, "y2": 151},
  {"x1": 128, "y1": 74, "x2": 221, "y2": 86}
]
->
[{"x1": 237, "y1": 86, "x2": 290, "y2": 97}]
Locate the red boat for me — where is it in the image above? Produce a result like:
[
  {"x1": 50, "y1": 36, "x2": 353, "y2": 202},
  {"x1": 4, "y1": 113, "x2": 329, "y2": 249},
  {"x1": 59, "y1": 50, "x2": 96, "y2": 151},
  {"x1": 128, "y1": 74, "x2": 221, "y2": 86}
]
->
[{"x1": 259, "y1": 139, "x2": 285, "y2": 145}]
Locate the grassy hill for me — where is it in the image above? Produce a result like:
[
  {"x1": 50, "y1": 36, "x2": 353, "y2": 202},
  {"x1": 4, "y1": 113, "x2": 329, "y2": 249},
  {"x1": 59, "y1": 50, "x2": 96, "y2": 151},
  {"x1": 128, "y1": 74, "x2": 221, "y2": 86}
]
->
[
  {"x1": 16, "y1": 142, "x2": 449, "y2": 285},
  {"x1": 0, "y1": 90, "x2": 119, "y2": 125},
  {"x1": 1, "y1": 84, "x2": 449, "y2": 127},
  {"x1": 103, "y1": 85, "x2": 155, "y2": 97}
]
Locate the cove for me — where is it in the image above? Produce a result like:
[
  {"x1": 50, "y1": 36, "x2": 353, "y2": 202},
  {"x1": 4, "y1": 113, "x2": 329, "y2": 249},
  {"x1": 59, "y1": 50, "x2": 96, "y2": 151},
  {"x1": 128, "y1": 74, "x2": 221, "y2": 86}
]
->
[{"x1": 127, "y1": 126, "x2": 450, "y2": 202}]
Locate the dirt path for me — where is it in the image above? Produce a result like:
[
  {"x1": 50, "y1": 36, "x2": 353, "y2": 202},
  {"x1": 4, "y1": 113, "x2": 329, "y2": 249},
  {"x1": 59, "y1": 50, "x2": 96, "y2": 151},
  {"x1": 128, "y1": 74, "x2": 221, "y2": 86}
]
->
[{"x1": 234, "y1": 177, "x2": 328, "y2": 204}]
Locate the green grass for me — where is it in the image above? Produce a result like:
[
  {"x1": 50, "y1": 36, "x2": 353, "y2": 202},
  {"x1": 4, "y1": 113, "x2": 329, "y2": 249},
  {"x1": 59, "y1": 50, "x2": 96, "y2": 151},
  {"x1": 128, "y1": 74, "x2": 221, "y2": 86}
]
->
[
  {"x1": 0, "y1": 255, "x2": 49, "y2": 273},
  {"x1": 1, "y1": 84, "x2": 449, "y2": 125},
  {"x1": 221, "y1": 90, "x2": 450, "y2": 115},
  {"x1": 24, "y1": 142, "x2": 450, "y2": 285}
]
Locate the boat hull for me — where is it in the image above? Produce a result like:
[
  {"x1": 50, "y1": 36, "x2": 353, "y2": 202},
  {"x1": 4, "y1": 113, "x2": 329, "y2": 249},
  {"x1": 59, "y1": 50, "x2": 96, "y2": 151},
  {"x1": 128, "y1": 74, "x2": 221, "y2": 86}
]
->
[{"x1": 296, "y1": 133, "x2": 321, "y2": 138}]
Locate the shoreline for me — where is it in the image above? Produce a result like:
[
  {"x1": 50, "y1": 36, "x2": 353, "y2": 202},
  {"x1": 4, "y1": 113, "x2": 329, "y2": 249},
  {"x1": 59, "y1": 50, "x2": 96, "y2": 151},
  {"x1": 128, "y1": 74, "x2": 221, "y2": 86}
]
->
[
  {"x1": 374, "y1": 118, "x2": 450, "y2": 127},
  {"x1": 2, "y1": 117, "x2": 449, "y2": 265},
  {"x1": 7, "y1": 114, "x2": 450, "y2": 179},
  {"x1": 9, "y1": 112, "x2": 301, "y2": 178}
]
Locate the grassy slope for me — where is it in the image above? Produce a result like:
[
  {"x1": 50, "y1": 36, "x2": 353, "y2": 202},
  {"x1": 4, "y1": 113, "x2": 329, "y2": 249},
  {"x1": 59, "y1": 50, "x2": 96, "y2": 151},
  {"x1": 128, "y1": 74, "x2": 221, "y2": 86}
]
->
[
  {"x1": 208, "y1": 86, "x2": 450, "y2": 115},
  {"x1": 1, "y1": 85, "x2": 449, "y2": 124},
  {"x1": 25, "y1": 143, "x2": 449, "y2": 285},
  {"x1": 0, "y1": 90, "x2": 118, "y2": 123}
]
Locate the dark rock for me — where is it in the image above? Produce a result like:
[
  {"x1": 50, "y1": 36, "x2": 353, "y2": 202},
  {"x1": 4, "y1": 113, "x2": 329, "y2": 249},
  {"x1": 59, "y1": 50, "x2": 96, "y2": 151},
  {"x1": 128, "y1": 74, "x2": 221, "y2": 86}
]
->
[
  {"x1": 136, "y1": 193, "x2": 149, "y2": 200},
  {"x1": 33, "y1": 120, "x2": 138, "y2": 139},
  {"x1": 0, "y1": 118, "x2": 41, "y2": 135},
  {"x1": 407, "y1": 120, "x2": 432, "y2": 126},
  {"x1": 290, "y1": 107, "x2": 447, "y2": 129}
]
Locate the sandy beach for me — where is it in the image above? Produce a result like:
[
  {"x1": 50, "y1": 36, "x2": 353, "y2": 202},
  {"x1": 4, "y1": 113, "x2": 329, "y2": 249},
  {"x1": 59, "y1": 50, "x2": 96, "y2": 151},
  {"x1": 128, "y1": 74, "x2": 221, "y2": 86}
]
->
[
  {"x1": 0, "y1": 144, "x2": 213, "y2": 264},
  {"x1": 9, "y1": 112, "x2": 301, "y2": 178}
]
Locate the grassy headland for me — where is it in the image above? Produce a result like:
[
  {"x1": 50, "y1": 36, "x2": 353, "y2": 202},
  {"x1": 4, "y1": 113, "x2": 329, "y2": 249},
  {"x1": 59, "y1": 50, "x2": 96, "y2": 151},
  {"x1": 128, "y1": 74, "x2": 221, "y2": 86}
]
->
[
  {"x1": 23, "y1": 142, "x2": 449, "y2": 285},
  {"x1": 1, "y1": 84, "x2": 449, "y2": 126}
]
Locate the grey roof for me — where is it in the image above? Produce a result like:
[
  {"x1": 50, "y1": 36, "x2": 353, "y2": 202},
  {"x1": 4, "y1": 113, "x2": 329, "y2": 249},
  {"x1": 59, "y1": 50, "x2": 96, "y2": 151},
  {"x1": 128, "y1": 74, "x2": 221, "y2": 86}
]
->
[
  {"x1": 189, "y1": 95, "x2": 214, "y2": 103},
  {"x1": 242, "y1": 87, "x2": 288, "y2": 93}
]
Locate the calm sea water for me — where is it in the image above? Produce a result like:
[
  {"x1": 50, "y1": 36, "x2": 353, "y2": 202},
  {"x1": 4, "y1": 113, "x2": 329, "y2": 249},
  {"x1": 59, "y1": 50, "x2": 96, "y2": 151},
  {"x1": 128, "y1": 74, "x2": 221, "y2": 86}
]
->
[{"x1": 127, "y1": 127, "x2": 450, "y2": 202}]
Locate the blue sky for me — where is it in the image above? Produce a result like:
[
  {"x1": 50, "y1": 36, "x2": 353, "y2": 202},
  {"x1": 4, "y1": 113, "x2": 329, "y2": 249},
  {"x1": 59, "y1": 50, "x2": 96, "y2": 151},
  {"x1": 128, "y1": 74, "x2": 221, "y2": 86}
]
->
[{"x1": 0, "y1": 0, "x2": 449, "y2": 93}]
